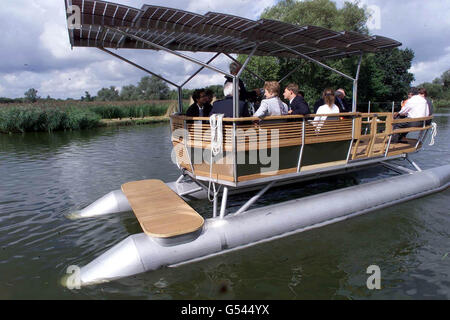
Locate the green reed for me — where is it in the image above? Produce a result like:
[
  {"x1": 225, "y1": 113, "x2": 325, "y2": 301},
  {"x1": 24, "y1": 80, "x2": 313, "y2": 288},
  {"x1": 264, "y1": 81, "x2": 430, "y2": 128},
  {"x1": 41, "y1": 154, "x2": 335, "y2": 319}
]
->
[{"x1": 0, "y1": 100, "x2": 175, "y2": 133}]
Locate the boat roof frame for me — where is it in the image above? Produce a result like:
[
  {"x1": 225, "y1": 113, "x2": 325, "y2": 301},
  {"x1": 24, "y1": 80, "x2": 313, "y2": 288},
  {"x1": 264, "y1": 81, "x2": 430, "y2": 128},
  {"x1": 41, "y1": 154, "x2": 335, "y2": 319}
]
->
[{"x1": 65, "y1": 0, "x2": 401, "y2": 115}]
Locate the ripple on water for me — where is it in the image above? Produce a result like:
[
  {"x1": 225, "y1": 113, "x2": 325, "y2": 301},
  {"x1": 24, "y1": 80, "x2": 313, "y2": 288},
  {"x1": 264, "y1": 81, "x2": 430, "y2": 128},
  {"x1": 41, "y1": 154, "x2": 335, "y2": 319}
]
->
[{"x1": 0, "y1": 122, "x2": 449, "y2": 299}]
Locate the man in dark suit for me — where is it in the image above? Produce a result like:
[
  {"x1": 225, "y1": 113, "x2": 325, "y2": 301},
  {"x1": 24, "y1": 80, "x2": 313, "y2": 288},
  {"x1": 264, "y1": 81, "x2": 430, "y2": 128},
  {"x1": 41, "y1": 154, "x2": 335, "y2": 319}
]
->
[
  {"x1": 283, "y1": 83, "x2": 310, "y2": 115},
  {"x1": 210, "y1": 82, "x2": 250, "y2": 118},
  {"x1": 334, "y1": 88, "x2": 351, "y2": 112},
  {"x1": 313, "y1": 88, "x2": 350, "y2": 113},
  {"x1": 186, "y1": 89, "x2": 211, "y2": 117}
]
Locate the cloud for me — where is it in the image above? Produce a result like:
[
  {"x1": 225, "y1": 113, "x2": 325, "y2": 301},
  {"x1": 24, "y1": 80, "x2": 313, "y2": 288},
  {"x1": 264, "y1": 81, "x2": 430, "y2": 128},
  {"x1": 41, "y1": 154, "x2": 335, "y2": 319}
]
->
[
  {"x1": 410, "y1": 46, "x2": 450, "y2": 85},
  {"x1": 0, "y1": 0, "x2": 448, "y2": 98}
]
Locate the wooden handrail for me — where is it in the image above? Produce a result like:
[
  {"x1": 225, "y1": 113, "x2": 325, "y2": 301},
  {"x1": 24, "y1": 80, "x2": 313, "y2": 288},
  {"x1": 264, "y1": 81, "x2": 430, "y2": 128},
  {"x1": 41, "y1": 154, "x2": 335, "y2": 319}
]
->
[
  {"x1": 170, "y1": 112, "x2": 362, "y2": 122},
  {"x1": 392, "y1": 126, "x2": 432, "y2": 134},
  {"x1": 392, "y1": 116, "x2": 433, "y2": 124}
]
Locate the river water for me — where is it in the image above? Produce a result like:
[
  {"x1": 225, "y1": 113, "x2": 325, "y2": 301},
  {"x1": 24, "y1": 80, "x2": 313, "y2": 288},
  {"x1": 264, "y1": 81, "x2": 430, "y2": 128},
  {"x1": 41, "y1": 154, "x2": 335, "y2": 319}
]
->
[{"x1": 0, "y1": 112, "x2": 449, "y2": 300}]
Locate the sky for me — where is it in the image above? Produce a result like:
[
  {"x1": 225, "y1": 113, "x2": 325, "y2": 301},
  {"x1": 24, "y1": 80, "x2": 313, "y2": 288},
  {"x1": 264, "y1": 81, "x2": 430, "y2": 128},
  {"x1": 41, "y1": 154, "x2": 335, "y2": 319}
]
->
[{"x1": 0, "y1": 0, "x2": 449, "y2": 99}]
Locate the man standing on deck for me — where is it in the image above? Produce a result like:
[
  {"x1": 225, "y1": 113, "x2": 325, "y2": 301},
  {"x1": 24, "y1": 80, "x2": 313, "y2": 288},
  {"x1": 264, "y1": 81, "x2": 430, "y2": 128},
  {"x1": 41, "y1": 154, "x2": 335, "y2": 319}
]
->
[{"x1": 224, "y1": 62, "x2": 258, "y2": 103}]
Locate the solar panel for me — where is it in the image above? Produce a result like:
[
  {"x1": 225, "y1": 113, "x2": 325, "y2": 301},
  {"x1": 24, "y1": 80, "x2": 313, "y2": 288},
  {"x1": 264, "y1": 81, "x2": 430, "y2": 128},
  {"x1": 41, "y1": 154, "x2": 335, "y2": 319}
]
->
[{"x1": 65, "y1": 0, "x2": 401, "y2": 60}]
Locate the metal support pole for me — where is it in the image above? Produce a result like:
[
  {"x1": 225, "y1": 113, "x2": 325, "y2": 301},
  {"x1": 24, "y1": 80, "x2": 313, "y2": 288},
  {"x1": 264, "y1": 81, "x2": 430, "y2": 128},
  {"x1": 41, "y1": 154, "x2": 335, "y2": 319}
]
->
[
  {"x1": 275, "y1": 42, "x2": 355, "y2": 81},
  {"x1": 384, "y1": 135, "x2": 392, "y2": 157},
  {"x1": 352, "y1": 53, "x2": 363, "y2": 112},
  {"x1": 234, "y1": 181, "x2": 276, "y2": 215},
  {"x1": 98, "y1": 47, "x2": 180, "y2": 88},
  {"x1": 352, "y1": 80, "x2": 358, "y2": 112},
  {"x1": 108, "y1": 27, "x2": 233, "y2": 77},
  {"x1": 224, "y1": 53, "x2": 265, "y2": 83},
  {"x1": 406, "y1": 155, "x2": 422, "y2": 172},
  {"x1": 368, "y1": 101, "x2": 371, "y2": 114},
  {"x1": 297, "y1": 119, "x2": 306, "y2": 172},
  {"x1": 346, "y1": 116, "x2": 356, "y2": 162},
  {"x1": 392, "y1": 101, "x2": 395, "y2": 114},
  {"x1": 236, "y1": 45, "x2": 258, "y2": 78},
  {"x1": 181, "y1": 52, "x2": 221, "y2": 87},
  {"x1": 219, "y1": 187, "x2": 229, "y2": 219},
  {"x1": 381, "y1": 161, "x2": 415, "y2": 174},
  {"x1": 233, "y1": 77, "x2": 240, "y2": 118},
  {"x1": 176, "y1": 175, "x2": 184, "y2": 184},
  {"x1": 213, "y1": 193, "x2": 218, "y2": 218},
  {"x1": 178, "y1": 86, "x2": 183, "y2": 113},
  {"x1": 278, "y1": 64, "x2": 303, "y2": 84}
]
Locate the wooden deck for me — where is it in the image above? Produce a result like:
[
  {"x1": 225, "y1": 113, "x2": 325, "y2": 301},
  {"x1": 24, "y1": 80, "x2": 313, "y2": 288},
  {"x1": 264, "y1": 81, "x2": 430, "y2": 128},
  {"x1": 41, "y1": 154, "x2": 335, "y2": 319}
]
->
[
  {"x1": 353, "y1": 138, "x2": 419, "y2": 158},
  {"x1": 122, "y1": 180, "x2": 204, "y2": 238}
]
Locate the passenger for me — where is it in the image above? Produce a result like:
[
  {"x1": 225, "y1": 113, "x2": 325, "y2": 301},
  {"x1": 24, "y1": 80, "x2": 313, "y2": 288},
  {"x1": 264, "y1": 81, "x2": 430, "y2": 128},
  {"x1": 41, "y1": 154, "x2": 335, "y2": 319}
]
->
[
  {"x1": 334, "y1": 88, "x2": 351, "y2": 112},
  {"x1": 313, "y1": 96, "x2": 326, "y2": 114},
  {"x1": 401, "y1": 91, "x2": 414, "y2": 108},
  {"x1": 204, "y1": 88, "x2": 215, "y2": 112},
  {"x1": 392, "y1": 87, "x2": 429, "y2": 143},
  {"x1": 253, "y1": 81, "x2": 288, "y2": 119},
  {"x1": 313, "y1": 88, "x2": 340, "y2": 129},
  {"x1": 224, "y1": 62, "x2": 258, "y2": 103},
  {"x1": 283, "y1": 83, "x2": 310, "y2": 115},
  {"x1": 186, "y1": 89, "x2": 211, "y2": 117},
  {"x1": 418, "y1": 88, "x2": 433, "y2": 116},
  {"x1": 210, "y1": 82, "x2": 250, "y2": 118}
]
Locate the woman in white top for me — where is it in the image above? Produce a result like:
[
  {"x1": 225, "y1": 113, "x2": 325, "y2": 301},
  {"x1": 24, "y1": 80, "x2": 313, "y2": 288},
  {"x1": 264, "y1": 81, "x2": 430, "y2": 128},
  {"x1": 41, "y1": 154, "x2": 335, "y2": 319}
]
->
[
  {"x1": 254, "y1": 81, "x2": 288, "y2": 119},
  {"x1": 313, "y1": 88, "x2": 340, "y2": 130}
]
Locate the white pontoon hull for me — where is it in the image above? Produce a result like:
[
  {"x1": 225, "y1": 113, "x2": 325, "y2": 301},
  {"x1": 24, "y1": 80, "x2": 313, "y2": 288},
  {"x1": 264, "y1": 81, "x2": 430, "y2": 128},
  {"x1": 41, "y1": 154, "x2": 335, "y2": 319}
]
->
[{"x1": 71, "y1": 164, "x2": 450, "y2": 286}]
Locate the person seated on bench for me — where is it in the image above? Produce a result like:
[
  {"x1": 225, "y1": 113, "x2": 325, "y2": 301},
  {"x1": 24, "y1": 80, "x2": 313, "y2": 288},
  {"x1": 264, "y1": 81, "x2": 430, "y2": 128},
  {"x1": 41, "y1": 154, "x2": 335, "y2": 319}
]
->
[
  {"x1": 312, "y1": 88, "x2": 340, "y2": 131},
  {"x1": 186, "y1": 89, "x2": 211, "y2": 117},
  {"x1": 283, "y1": 83, "x2": 310, "y2": 115},
  {"x1": 419, "y1": 87, "x2": 433, "y2": 125},
  {"x1": 210, "y1": 82, "x2": 250, "y2": 118},
  {"x1": 392, "y1": 87, "x2": 429, "y2": 143},
  {"x1": 254, "y1": 81, "x2": 288, "y2": 119}
]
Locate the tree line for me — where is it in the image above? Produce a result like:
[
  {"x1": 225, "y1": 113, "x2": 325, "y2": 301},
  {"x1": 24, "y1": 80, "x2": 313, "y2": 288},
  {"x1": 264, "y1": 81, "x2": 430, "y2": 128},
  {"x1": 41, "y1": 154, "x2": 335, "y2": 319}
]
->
[
  {"x1": 236, "y1": 0, "x2": 448, "y2": 110},
  {"x1": 1, "y1": 0, "x2": 448, "y2": 110},
  {"x1": 0, "y1": 77, "x2": 224, "y2": 104}
]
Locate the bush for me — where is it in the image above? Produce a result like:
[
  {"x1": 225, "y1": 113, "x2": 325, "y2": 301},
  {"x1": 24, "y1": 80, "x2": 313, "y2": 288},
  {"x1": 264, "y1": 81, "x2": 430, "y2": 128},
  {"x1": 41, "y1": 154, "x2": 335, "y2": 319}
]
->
[
  {"x1": 0, "y1": 100, "x2": 176, "y2": 133},
  {"x1": 0, "y1": 106, "x2": 100, "y2": 133},
  {"x1": 434, "y1": 100, "x2": 450, "y2": 110}
]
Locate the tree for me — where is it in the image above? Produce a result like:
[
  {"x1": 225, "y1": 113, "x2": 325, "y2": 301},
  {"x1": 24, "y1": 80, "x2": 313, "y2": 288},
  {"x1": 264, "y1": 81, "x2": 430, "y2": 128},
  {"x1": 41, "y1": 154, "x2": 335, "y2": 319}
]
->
[
  {"x1": 120, "y1": 85, "x2": 140, "y2": 101},
  {"x1": 418, "y1": 69, "x2": 450, "y2": 101},
  {"x1": 24, "y1": 88, "x2": 39, "y2": 102},
  {"x1": 96, "y1": 86, "x2": 120, "y2": 101},
  {"x1": 237, "y1": 0, "x2": 415, "y2": 110},
  {"x1": 137, "y1": 76, "x2": 170, "y2": 100},
  {"x1": 205, "y1": 85, "x2": 225, "y2": 99},
  {"x1": 442, "y1": 69, "x2": 450, "y2": 89}
]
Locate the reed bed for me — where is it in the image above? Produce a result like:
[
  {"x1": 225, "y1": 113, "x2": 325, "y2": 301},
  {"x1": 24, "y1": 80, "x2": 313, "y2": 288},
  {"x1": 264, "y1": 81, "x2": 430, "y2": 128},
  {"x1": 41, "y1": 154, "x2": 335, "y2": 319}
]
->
[{"x1": 0, "y1": 100, "x2": 179, "y2": 133}]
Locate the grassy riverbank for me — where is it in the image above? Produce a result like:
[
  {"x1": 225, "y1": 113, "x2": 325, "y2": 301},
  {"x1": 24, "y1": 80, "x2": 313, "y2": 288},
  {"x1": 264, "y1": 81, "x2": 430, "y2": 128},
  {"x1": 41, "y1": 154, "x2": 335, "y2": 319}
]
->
[{"x1": 0, "y1": 100, "x2": 186, "y2": 133}]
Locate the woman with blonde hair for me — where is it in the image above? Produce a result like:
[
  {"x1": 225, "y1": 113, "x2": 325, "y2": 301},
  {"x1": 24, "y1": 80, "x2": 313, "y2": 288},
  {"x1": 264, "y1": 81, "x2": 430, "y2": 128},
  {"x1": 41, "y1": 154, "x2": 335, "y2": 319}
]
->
[
  {"x1": 313, "y1": 88, "x2": 340, "y2": 129},
  {"x1": 253, "y1": 81, "x2": 288, "y2": 119}
]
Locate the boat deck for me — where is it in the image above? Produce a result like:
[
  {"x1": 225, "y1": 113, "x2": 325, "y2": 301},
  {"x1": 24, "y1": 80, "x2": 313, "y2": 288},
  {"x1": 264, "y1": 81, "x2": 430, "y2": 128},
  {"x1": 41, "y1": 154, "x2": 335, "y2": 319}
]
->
[
  {"x1": 353, "y1": 138, "x2": 420, "y2": 159},
  {"x1": 170, "y1": 113, "x2": 432, "y2": 187},
  {"x1": 121, "y1": 180, "x2": 204, "y2": 238}
]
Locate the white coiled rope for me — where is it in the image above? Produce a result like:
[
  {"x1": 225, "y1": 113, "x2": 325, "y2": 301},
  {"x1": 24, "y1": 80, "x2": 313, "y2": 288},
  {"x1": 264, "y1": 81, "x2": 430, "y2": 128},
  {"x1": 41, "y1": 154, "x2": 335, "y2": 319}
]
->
[
  {"x1": 429, "y1": 122, "x2": 437, "y2": 146},
  {"x1": 208, "y1": 114, "x2": 224, "y2": 202}
]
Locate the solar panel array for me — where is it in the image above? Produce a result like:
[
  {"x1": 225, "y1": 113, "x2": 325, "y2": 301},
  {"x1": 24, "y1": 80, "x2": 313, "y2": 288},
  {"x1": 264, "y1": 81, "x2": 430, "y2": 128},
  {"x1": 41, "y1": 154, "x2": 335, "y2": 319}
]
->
[{"x1": 65, "y1": 0, "x2": 401, "y2": 60}]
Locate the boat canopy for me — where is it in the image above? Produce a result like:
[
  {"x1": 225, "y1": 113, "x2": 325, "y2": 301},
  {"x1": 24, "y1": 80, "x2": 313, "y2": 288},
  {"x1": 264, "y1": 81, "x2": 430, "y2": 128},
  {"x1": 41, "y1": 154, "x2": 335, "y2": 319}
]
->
[{"x1": 65, "y1": 0, "x2": 401, "y2": 61}]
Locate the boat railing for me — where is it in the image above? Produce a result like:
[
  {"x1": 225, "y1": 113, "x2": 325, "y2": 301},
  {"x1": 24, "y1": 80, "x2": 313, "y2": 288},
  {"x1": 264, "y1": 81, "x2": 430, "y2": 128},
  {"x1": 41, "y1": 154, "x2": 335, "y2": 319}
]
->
[{"x1": 170, "y1": 113, "x2": 433, "y2": 186}]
